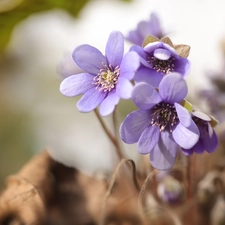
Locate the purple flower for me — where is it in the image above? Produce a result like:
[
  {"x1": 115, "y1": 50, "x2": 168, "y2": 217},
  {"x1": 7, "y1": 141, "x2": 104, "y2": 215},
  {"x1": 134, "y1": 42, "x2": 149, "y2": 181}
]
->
[
  {"x1": 131, "y1": 41, "x2": 190, "y2": 87},
  {"x1": 120, "y1": 73, "x2": 199, "y2": 170},
  {"x1": 182, "y1": 111, "x2": 218, "y2": 156},
  {"x1": 126, "y1": 12, "x2": 167, "y2": 46},
  {"x1": 60, "y1": 31, "x2": 140, "y2": 116},
  {"x1": 157, "y1": 175, "x2": 184, "y2": 204}
]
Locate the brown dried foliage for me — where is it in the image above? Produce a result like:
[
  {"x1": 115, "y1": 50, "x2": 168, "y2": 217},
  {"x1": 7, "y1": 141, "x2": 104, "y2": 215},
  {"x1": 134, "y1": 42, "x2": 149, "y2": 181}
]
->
[
  {"x1": 0, "y1": 151, "x2": 149, "y2": 225},
  {"x1": 0, "y1": 151, "x2": 103, "y2": 225},
  {"x1": 1, "y1": 147, "x2": 223, "y2": 225}
]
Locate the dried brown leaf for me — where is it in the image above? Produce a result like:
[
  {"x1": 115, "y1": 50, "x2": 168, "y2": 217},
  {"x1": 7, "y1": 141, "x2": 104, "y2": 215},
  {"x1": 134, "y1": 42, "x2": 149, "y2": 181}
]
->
[
  {"x1": 0, "y1": 150, "x2": 52, "y2": 224},
  {"x1": 142, "y1": 35, "x2": 159, "y2": 48},
  {"x1": 0, "y1": 150, "x2": 104, "y2": 225},
  {"x1": 160, "y1": 37, "x2": 174, "y2": 48},
  {"x1": 174, "y1": 44, "x2": 191, "y2": 58},
  {"x1": 0, "y1": 150, "x2": 164, "y2": 225}
]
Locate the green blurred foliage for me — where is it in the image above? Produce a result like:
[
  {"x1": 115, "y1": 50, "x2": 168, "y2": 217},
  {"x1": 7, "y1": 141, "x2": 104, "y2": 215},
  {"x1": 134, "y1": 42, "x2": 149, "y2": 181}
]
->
[
  {"x1": 0, "y1": 109, "x2": 34, "y2": 188},
  {"x1": 0, "y1": 0, "x2": 90, "y2": 53},
  {"x1": 0, "y1": 0, "x2": 133, "y2": 54},
  {"x1": 0, "y1": 57, "x2": 34, "y2": 189}
]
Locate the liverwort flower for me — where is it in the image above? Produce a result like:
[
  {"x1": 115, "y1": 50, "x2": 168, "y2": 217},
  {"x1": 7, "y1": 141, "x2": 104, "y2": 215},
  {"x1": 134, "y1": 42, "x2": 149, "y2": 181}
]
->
[
  {"x1": 60, "y1": 31, "x2": 140, "y2": 116},
  {"x1": 131, "y1": 39, "x2": 190, "y2": 87},
  {"x1": 120, "y1": 73, "x2": 199, "y2": 170},
  {"x1": 126, "y1": 12, "x2": 168, "y2": 46},
  {"x1": 182, "y1": 111, "x2": 218, "y2": 156},
  {"x1": 157, "y1": 175, "x2": 185, "y2": 204}
]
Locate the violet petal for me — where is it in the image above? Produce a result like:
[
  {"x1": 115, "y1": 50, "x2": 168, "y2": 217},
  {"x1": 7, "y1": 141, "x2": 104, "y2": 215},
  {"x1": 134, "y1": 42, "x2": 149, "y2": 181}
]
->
[
  {"x1": 126, "y1": 30, "x2": 143, "y2": 46},
  {"x1": 130, "y1": 45, "x2": 146, "y2": 59},
  {"x1": 130, "y1": 46, "x2": 150, "y2": 68},
  {"x1": 137, "y1": 21, "x2": 151, "y2": 38},
  {"x1": 120, "y1": 51, "x2": 140, "y2": 80},
  {"x1": 175, "y1": 58, "x2": 191, "y2": 77},
  {"x1": 208, "y1": 123, "x2": 213, "y2": 137},
  {"x1": 175, "y1": 103, "x2": 191, "y2": 127},
  {"x1": 144, "y1": 41, "x2": 163, "y2": 53},
  {"x1": 77, "y1": 88, "x2": 106, "y2": 112},
  {"x1": 116, "y1": 77, "x2": 133, "y2": 99},
  {"x1": 120, "y1": 110, "x2": 151, "y2": 144},
  {"x1": 132, "y1": 82, "x2": 162, "y2": 110},
  {"x1": 134, "y1": 67, "x2": 164, "y2": 87},
  {"x1": 105, "y1": 31, "x2": 124, "y2": 68},
  {"x1": 153, "y1": 48, "x2": 171, "y2": 60},
  {"x1": 137, "y1": 125, "x2": 160, "y2": 154},
  {"x1": 192, "y1": 111, "x2": 211, "y2": 121},
  {"x1": 159, "y1": 73, "x2": 188, "y2": 104},
  {"x1": 149, "y1": 12, "x2": 162, "y2": 37},
  {"x1": 172, "y1": 121, "x2": 199, "y2": 149},
  {"x1": 150, "y1": 131, "x2": 178, "y2": 170},
  {"x1": 191, "y1": 140, "x2": 205, "y2": 154},
  {"x1": 73, "y1": 45, "x2": 107, "y2": 74},
  {"x1": 203, "y1": 130, "x2": 218, "y2": 153},
  {"x1": 60, "y1": 73, "x2": 94, "y2": 97},
  {"x1": 99, "y1": 92, "x2": 120, "y2": 116}
]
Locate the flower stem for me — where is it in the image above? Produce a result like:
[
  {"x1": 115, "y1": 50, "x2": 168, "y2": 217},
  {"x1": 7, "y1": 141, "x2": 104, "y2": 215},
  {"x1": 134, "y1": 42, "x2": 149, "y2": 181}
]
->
[
  {"x1": 138, "y1": 169, "x2": 160, "y2": 213},
  {"x1": 100, "y1": 159, "x2": 140, "y2": 225},
  {"x1": 112, "y1": 107, "x2": 118, "y2": 137},
  {"x1": 186, "y1": 156, "x2": 195, "y2": 224},
  {"x1": 94, "y1": 108, "x2": 124, "y2": 161},
  {"x1": 187, "y1": 156, "x2": 192, "y2": 199}
]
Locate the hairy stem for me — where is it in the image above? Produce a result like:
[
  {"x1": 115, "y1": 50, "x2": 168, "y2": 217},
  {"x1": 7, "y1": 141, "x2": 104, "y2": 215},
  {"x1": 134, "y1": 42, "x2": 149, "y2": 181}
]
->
[{"x1": 94, "y1": 108, "x2": 123, "y2": 161}]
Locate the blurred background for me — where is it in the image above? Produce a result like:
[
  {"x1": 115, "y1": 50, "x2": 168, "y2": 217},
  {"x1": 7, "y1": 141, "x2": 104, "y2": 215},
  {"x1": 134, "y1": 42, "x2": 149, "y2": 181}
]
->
[{"x1": 1, "y1": 0, "x2": 225, "y2": 189}]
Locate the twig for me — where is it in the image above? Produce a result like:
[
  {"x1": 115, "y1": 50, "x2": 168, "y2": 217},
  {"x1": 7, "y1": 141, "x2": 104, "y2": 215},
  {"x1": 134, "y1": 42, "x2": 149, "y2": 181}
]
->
[
  {"x1": 94, "y1": 108, "x2": 123, "y2": 161},
  {"x1": 99, "y1": 159, "x2": 140, "y2": 225},
  {"x1": 138, "y1": 169, "x2": 184, "y2": 225},
  {"x1": 138, "y1": 169, "x2": 159, "y2": 214}
]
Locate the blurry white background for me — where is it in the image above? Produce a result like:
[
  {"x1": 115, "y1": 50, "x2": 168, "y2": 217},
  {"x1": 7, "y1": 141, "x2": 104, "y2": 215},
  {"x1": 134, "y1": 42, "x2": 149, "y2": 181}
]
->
[{"x1": 2, "y1": 0, "x2": 225, "y2": 178}]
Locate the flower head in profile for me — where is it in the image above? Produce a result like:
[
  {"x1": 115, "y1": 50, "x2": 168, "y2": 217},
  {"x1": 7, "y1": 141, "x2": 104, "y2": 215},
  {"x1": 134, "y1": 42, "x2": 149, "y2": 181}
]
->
[
  {"x1": 182, "y1": 111, "x2": 218, "y2": 156},
  {"x1": 131, "y1": 38, "x2": 190, "y2": 87},
  {"x1": 120, "y1": 73, "x2": 199, "y2": 170},
  {"x1": 60, "y1": 31, "x2": 140, "y2": 116},
  {"x1": 126, "y1": 12, "x2": 167, "y2": 46}
]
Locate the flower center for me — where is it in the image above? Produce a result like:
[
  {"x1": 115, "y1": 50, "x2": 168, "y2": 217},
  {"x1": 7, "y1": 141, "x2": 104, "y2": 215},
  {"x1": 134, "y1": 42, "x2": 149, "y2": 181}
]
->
[
  {"x1": 93, "y1": 63, "x2": 120, "y2": 92},
  {"x1": 151, "y1": 102, "x2": 178, "y2": 132},
  {"x1": 148, "y1": 56, "x2": 175, "y2": 74}
]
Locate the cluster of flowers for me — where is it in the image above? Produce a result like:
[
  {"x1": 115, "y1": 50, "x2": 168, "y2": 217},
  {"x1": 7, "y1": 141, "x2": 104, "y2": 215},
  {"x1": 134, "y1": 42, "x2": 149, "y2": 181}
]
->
[{"x1": 60, "y1": 13, "x2": 218, "y2": 170}]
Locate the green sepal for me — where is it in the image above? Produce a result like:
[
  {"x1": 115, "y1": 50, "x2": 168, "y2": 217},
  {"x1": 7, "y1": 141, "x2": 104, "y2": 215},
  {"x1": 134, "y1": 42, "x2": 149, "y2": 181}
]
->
[
  {"x1": 179, "y1": 99, "x2": 193, "y2": 112},
  {"x1": 209, "y1": 115, "x2": 218, "y2": 128}
]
